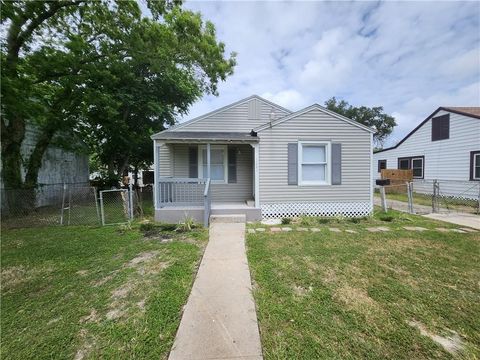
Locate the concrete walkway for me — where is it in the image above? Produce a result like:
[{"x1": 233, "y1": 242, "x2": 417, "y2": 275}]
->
[
  {"x1": 424, "y1": 213, "x2": 480, "y2": 230},
  {"x1": 169, "y1": 215, "x2": 263, "y2": 360}
]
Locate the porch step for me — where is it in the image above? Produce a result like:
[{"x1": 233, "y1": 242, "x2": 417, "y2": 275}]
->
[{"x1": 210, "y1": 214, "x2": 246, "y2": 224}]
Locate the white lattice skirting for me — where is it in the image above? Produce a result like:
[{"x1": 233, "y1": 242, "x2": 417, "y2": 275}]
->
[{"x1": 261, "y1": 201, "x2": 373, "y2": 219}]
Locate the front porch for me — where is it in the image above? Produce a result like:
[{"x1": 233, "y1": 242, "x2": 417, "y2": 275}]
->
[
  {"x1": 155, "y1": 201, "x2": 261, "y2": 223},
  {"x1": 152, "y1": 131, "x2": 261, "y2": 225}
]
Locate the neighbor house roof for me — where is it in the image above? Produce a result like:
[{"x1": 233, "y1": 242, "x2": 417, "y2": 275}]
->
[
  {"x1": 157, "y1": 95, "x2": 293, "y2": 134},
  {"x1": 151, "y1": 131, "x2": 259, "y2": 143},
  {"x1": 253, "y1": 104, "x2": 376, "y2": 133},
  {"x1": 441, "y1": 107, "x2": 480, "y2": 118},
  {"x1": 374, "y1": 106, "x2": 480, "y2": 154}
]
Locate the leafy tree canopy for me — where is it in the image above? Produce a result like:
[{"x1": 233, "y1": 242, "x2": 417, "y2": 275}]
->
[
  {"x1": 324, "y1": 97, "x2": 397, "y2": 147},
  {"x1": 1, "y1": 0, "x2": 236, "y2": 189}
]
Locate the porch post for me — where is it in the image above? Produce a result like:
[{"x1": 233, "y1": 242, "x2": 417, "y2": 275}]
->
[
  {"x1": 206, "y1": 143, "x2": 211, "y2": 179},
  {"x1": 153, "y1": 139, "x2": 159, "y2": 210},
  {"x1": 253, "y1": 143, "x2": 260, "y2": 208}
]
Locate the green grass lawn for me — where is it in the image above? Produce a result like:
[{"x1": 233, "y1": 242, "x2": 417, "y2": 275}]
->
[
  {"x1": 247, "y1": 210, "x2": 480, "y2": 359},
  {"x1": 1, "y1": 222, "x2": 207, "y2": 359}
]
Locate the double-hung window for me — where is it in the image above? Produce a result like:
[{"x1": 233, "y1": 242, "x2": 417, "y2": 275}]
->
[
  {"x1": 299, "y1": 142, "x2": 330, "y2": 185},
  {"x1": 411, "y1": 157, "x2": 424, "y2": 178},
  {"x1": 397, "y1": 156, "x2": 424, "y2": 179},
  {"x1": 198, "y1": 145, "x2": 227, "y2": 183}
]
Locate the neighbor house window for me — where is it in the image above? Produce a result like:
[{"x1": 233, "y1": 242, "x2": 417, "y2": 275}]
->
[
  {"x1": 398, "y1": 158, "x2": 410, "y2": 170},
  {"x1": 398, "y1": 156, "x2": 424, "y2": 179},
  {"x1": 470, "y1": 151, "x2": 480, "y2": 181},
  {"x1": 378, "y1": 160, "x2": 387, "y2": 173},
  {"x1": 431, "y1": 114, "x2": 450, "y2": 141},
  {"x1": 299, "y1": 142, "x2": 329, "y2": 185},
  {"x1": 199, "y1": 145, "x2": 227, "y2": 183},
  {"x1": 411, "y1": 157, "x2": 424, "y2": 178}
]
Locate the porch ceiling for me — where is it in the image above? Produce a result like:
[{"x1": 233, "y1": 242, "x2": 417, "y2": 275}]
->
[{"x1": 151, "y1": 131, "x2": 259, "y2": 143}]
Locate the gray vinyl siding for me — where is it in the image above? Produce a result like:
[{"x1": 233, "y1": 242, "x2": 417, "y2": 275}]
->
[
  {"x1": 158, "y1": 143, "x2": 172, "y2": 177},
  {"x1": 171, "y1": 98, "x2": 290, "y2": 133},
  {"x1": 168, "y1": 144, "x2": 253, "y2": 202},
  {"x1": 258, "y1": 108, "x2": 371, "y2": 203}
]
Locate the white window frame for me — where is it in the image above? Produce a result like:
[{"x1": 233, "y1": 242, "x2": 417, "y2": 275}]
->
[
  {"x1": 473, "y1": 153, "x2": 480, "y2": 181},
  {"x1": 198, "y1": 145, "x2": 228, "y2": 184},
  {"x1": 411, "y1": 157, "x2": 424, "y2": 179},
  {"x1": 298, "y1": 141, "x2": 331, "y2": 186}
]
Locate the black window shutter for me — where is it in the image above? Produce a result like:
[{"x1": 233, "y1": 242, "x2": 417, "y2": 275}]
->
[
  {"x1": 331, "y1": 143, "x2": 342, "y2": 185},
  {"x1": 188, "y1": 146, "x2": 198, "y2": 178},
  {"x1": 287, "y1": 143, "x2": 298, "y2": 185},
  {"x1": 228, "y1": 146, "x2": 237, "y2": 183}
]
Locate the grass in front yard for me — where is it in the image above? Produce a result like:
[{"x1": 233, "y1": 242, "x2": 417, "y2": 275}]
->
[
  {"x1": 247, "y1": 210, "x2": 480, "y2": 359},
  {"x1": 1, "y1": 222, "x2": 207, "y2": 359}
]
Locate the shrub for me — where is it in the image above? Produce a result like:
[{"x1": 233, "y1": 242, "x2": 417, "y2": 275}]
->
[
  {"x1": 317, "y1": 217, "x2": 330, "y2": 224},
  {"x1": 176, "y1": 215, "x2": 197, "y2": 232},
  {"x1": 281, "y1": 217, "x2": 292, "y2": 225},
  {"x1": 379, "y1": 215, "x2": 394, "y2": 222}
]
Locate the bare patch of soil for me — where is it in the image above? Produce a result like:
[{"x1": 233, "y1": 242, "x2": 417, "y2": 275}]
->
[
  {"x1": 80, "y1": 309, "x2": 99, "y2": 324},
  {"x1": 292, "y1": 284, "x2": 313, "y2": 297},
  {"x1": 335, "y1": 285, "x2": 381, "y2": 315},
  {"x1": 408, "y1": 320, "x2": 464, "y2": 355},
  {"x1": 74, "y1": 329, "x2": 96, "y2": 360}
]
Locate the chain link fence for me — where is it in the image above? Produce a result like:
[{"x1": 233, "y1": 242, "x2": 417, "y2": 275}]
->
[
  {"x1": 375, "y1": 179, "x2": 480, "y2": 215},
  {"x1": 1, "y1": 183, "x2": 151, "y2": 228},
  {"x1": 415, "y1": 179, "x2": 480, "y2": 214}
]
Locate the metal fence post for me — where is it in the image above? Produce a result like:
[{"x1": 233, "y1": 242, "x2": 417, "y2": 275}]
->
[
  {"x1": 380, "y1": 186, "x2": 387, "y2": 213},
  {"x1": 94, "y1": 187, "x2": 101, "y2": 225},
  {"x1": 432, "y1": 179, "x2": 439, "y2": 213},
  {"x1": 60, "y1": 183, "x2": 66, "y2": 225},
  {"x1": 406, "y1": 182, "x2": 413, "y2": 214},
  {"x1": 128, "y1": 183, "x2": 134, "y2": 220},
  {"x1": 99, "y1": 190, "x2": 105, "y2": 226}
]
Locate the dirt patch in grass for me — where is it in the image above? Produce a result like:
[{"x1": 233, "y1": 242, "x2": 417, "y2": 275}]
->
[
  {"x1": 1, "y1": 265, "x2": 53, "y2": 291},
  {"x1": 80, "y1": 310, "x2": 99, "y2": 324},
  {"x1": 292, "y1": 285, "x2": 313, "y2": 297},
  {"x1": 335, "y1": 285, "x2": 381, "y2": 313},
  {"x1": 126, "y1": 251, "x2": 160, "y2": 267},
  {"x1": 408, "y1": 320, "x2": 464, "y2": 355},
  {"x1": 74, "y1": 329, "x2": 96, "y2": 360}
]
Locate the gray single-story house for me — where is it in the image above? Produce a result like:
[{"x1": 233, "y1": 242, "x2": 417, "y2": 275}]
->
[{"x1": 151, "y1": 95, "x2": 375, "y2": 224}]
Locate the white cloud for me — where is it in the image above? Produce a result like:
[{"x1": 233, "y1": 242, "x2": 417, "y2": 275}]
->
[
  {"x1": 175, "y1": 1, "x2": 480, "y2": 146},
  {"x1": 261, "y1": 90, "x2": 307, "y2": 111}
]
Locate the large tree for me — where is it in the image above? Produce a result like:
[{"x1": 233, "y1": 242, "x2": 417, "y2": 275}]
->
[
  {"x1": 324, "y1": 97, "x2": 396, "y2": 147},
  {"x1": 1, "y1": 0, "x2": 235, "y2": 191}
]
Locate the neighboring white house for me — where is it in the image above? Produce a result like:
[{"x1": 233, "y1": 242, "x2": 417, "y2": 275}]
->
[
  {"x1": 151, "y1": 95, "x2": 375, "y2": 223},
  {"x1": 373, "y1": 107, "x2": 480, "y2": 199}
]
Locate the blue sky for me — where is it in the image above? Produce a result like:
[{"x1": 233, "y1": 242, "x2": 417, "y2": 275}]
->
[{"x1": 177, "y1": 1, "x2": 479, "y2": 146}]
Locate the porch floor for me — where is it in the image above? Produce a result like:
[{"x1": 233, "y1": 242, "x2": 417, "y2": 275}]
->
[{"x1": 155, "y1": 202, "x2": 261, "y2": 222}]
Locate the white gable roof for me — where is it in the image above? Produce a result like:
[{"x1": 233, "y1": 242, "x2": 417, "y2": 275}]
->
[{"x1": 253, "y1": 104, "x2": 376, "y2": 133}]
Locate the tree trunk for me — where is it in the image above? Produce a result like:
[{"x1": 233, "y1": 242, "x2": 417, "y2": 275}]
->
[{"x1": 24, "y1": 127, "x2": 56, "y2": 188}]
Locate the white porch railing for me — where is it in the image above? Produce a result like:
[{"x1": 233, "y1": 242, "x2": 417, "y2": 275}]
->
[{"x1": 157, "y1": 178, "x2": 211, "y2": 226}]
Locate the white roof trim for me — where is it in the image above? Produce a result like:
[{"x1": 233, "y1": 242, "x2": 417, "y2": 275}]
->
[
  {"x1": 157, "y1": 95, "x2": 292, "y2": 134},
  {"x1": 253, "y1": 104, "x2": 376, "y2": 133}
]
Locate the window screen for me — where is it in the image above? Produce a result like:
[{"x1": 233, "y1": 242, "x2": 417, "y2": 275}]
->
[{"x1": 301, "y1": 145, "x2": 327, "y2": 184}]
